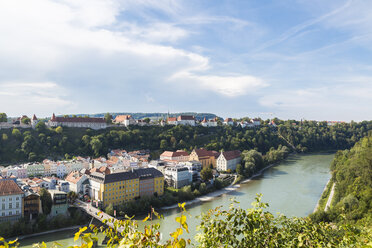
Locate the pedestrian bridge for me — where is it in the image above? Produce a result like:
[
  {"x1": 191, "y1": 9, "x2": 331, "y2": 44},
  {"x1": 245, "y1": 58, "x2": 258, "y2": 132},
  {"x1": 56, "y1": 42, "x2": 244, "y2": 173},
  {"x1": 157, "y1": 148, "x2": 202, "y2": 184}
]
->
[{"x1": 75, "y1": 200, "x2": 124, "y2": 233}]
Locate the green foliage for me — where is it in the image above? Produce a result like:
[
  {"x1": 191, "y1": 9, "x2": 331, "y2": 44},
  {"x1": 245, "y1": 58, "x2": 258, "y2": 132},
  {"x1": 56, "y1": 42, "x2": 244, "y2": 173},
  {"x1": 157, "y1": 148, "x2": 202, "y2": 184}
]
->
[
  {"x1": 0, "y1": 113, "x2": 7, "y2": 122},
  {"x1": 105, "y1": 203, "x2": 114, "y2": 216},
  {"x1": 200, "y1": 167, "x2": 213, "y2": 181},
  {"x1": 0, "y1": 120, "x2": 371, "y2": 164},
  {"x1": 35, "y1": 121, "x2": 47, "y2": 132},
  {"x1": 312, "y1": 136, "x2": 372, "y2": 226},
  {"x1": 2, "y1": 195, "x2": 370, "y2": 247},
  {"x1": 55, "y1": 126, "x2": 63, "y2": 134},
  {"x1": 39, "y1": 188, "x2": 52, "y2": 215},
  {"x1": 21, "y1": 117, "x2": 30, "y2": 124},
  {"x1": 104, "y1": 113, "x2": 112, "y2": 124}
]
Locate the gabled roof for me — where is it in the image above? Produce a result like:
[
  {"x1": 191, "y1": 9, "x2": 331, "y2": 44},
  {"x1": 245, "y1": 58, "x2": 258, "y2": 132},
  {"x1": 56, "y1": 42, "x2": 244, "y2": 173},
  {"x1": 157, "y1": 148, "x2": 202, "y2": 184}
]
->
[
  {"x1": 224, "y1": 118, "x2": 233, "y2": 122},
  {"x1": 220, "y1": 150, "x2": 241, "y2": 161},
  {"x1": 32, "y1": 114, "x2": 38, "y2": 120},
  {"x1": 177, "y1": 115, "x2": 195, "y2": 121},
  {"x1": 0, "y1": 180, "x2": 24, "y2": 196},
  {"x1": 193, "y1": 148, "x2": 218, "y2": 158},
  {"x1": 114, "y1": 115, "x2": 133, "y2": 122},
  {"x1": 50, "y1": 115, "x2": 106, "y2": 123},
  {"x1": 167, "y1": 117, "x2": 177, "y2": 122},
  {"x1": 160, "y1": 150, "x2": 189, "y2": 158}
]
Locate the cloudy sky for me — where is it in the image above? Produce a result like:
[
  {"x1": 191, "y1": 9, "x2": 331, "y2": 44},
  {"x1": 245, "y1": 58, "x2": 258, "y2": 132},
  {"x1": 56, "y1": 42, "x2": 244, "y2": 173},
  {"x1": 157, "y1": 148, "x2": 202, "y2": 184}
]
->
[{"x1": 0, "y1": 0, "x2": 371, "y2": 121}]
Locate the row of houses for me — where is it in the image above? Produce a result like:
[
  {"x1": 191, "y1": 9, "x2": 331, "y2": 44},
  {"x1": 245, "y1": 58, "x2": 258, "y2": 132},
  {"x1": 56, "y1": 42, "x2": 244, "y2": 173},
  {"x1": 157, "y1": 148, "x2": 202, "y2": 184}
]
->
[{"x1": 0, "y1": 179, "x2": 68, "y2": 223}]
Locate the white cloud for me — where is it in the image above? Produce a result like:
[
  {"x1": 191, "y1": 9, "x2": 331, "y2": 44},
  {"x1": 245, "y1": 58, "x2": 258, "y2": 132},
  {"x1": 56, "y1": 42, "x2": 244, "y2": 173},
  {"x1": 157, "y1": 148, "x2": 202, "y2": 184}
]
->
[
  {"x1": 0, "y1": 82, "x2": 73, "y2": 116},
  {"x1": 259, "y1": 83, "x2": 372, "y2": 121},
  {"x1": 170, "y1": 72, "x2": 267, "y2": 97}
]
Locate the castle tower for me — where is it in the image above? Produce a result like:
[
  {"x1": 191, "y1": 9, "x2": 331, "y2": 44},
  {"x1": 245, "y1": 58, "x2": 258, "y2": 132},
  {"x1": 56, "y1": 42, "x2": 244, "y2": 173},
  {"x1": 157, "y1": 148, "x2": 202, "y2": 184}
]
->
[{"x1": 31, "y1": 114, "x2": 39, "y2": 129}]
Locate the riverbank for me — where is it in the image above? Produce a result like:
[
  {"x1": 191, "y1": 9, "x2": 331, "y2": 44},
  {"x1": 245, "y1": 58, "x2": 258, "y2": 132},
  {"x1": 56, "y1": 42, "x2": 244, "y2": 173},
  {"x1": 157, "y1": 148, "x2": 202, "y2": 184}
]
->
[
  {"x1": 161, "y1": 162, "x2": 279, "y2": 211},
  {"x1": 12, "y1": 224, "x2": 86, "y2": 241}
]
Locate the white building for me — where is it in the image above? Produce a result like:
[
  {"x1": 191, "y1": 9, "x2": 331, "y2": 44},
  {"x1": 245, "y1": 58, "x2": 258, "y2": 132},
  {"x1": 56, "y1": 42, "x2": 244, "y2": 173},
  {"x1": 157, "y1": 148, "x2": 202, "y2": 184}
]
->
[
  {"x1": 0, "y1": 180, "x2": 24, "y2": 222},
  {"x1": 48, "y1": 113, "x2": 107, "y2": 130},
  {"x1": 216, "y1": 150, "x2": 241, "y2": 172},
  {"x1": 65, "y1": 171, "x2": 88, "y2": 194},
  {"x1": 164, "y1": 166, "x2": 192, "y2": 189},
  {"x1": 223, "y1": 118, "x2": 234, "y2": 126},
  {"x1": 113, "y1": 115, "x2": 136, "y2": 126},
  {"x1": 177, "y1": 115, "x2": 196, "y2": 126},
  {"x1": 167, "y1": 117, "x2": 178, "y2": 125},
  {"x1": 25, "y1": 163, "x2": 45, "y2": 177},
  {"x1": 160, "y1": 150, "x2": 189, "y2": 162},
  {"x1": 201, "y1": 117, "x2": 218, "y2": 127},
  {"x1": 31, "y1": 114, "x2": 39, "y2": 129},
  {"x1": 251, "y1": 118, "x2": 261, "y2": 126},
  {"x1": 56, "y1": 163, "x2": 67, "y2": 178}
]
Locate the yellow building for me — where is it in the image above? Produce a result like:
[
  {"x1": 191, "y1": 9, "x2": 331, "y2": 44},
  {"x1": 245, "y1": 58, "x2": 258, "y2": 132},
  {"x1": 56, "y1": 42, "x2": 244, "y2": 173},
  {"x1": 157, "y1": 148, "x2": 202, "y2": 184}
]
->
[
  {"x1": 89, "y1": 168, "x2": 164, "y2": 208},
  {"x1": 189, "y1": 148, "x2": 219, "y2": 168}
]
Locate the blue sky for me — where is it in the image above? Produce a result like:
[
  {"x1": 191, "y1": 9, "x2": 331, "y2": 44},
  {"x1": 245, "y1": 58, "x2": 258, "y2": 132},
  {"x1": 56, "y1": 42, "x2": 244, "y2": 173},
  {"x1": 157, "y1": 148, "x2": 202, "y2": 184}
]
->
[{"x1": 0, "y1": 0, "x2": 371, "y2": 121}]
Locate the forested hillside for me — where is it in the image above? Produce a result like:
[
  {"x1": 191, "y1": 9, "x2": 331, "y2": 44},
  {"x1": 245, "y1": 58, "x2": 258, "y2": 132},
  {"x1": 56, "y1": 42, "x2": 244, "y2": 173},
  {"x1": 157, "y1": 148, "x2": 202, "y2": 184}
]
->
[
  {"x1": 0, "y1": 120, "x2": 371, "y2": 164},
  {"x1": 312, "y1": 136, "x2": 372, "y2": 226}
]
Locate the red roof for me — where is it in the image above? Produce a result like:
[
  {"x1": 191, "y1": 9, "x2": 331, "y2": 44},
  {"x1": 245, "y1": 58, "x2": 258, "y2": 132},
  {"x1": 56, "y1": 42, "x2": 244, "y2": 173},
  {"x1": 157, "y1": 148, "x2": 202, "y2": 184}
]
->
[
  {"x1": 193, "y1": 148, "x2": 218, "y2": 158},
  {"x1": 51, "y1": 115, "x2": 106, "y2": 123},
  {"x1": 224, "y1": 118, "x2": 233, "y2": 122},
  {"x1": 0, "y1": 180, "x2": 24, "y2": 196},
  {"x1": 177, "y1": 115, "x2": 195, "y2": 121},
  {"x1": 201, "y1": 117, "x2": 207, "y2": 123},
  {"x1": 161, "y1": 150, "x2": 189, "y2": 158},
  {"x1": 167, "y1": 117, "x2": 177, "y2": 122},
  {"x1": 114, "y1": 115, "x2": 132, "y2": 122},
  {"x1": 32, "y1": 114, "x2": 37, "y2": 120},
  {"x1": 220, "y1": 150, "x2": 241, "y2": 160}
]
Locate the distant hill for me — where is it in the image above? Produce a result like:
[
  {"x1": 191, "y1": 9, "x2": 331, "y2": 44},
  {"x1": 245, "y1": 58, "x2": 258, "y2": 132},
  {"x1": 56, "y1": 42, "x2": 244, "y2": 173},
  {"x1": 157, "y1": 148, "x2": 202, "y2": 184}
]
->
[{"x1": 70, "y1": 112, "x2": 220, "y2": 121}]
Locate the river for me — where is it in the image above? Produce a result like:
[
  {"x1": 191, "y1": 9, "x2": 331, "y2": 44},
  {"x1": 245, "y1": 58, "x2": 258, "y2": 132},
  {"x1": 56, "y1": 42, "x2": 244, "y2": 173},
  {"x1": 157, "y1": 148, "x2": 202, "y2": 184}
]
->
[{"x1": 19, "y1": 153, "x2": 334, "y2": 247}]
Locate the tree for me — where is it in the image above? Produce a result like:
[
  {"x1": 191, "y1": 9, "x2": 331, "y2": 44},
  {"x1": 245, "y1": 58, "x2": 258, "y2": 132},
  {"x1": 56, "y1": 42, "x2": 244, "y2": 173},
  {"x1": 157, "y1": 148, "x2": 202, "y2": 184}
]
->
[
  {"x1": 160, "y1": 139, "x2": 168, "y2": 150},
  {"x1": 55, "y1": 126, "x2": 63, "y2": 134},
  {"x1": 105, "y1": 203, "x2": 114, "y2": 216},
  {"x1": 67, "y1": 191, "x2": 78, "y2": 203},
  {"x1": 90, "y1": 137, "x2": 102, "y2": 157},
  {"x1": 35, "y1": 121, "x2": 46, "y2": 132},
  {"x1": 21, "y1": 117, "x2": 31, "y2": 124},
  {"x1": 0, "y1": 113, "x2": 7, "y2": 122},
  {"x1": 143, "y1": 118, "x2": 150, "y2": 124},
  {"x1": 11, "y1": 128, "x2": 21, "y2": 138},
  {"x1": 2, "y1": 133, "x2": 8, "y2": 141},
  {"x1": 104, "y1": 113, "x2": 112, "y2": 124},
  {"x1": 201, "y1": 167, "x2": 213, "y2": 181},
  {"x1": 39, "y1": 188, "x2": 52, "y2": 215},
  {"x1": 236, "y1": 164, "x2": 244, "y2": 175}
]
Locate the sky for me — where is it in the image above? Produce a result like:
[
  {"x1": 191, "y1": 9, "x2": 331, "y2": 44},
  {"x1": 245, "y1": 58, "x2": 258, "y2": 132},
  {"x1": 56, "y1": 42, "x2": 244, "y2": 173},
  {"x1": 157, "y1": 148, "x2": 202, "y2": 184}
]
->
[{"x1": 0, "y1": 0, "x2": 371, "y2": 121}]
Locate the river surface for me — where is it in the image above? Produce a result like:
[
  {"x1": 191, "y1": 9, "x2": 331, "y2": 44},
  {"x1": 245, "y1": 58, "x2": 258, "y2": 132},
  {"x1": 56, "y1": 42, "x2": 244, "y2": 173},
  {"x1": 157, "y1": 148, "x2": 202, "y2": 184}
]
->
[{"x1": 19, "y1": 153, "x2": 334, "y2": 247}]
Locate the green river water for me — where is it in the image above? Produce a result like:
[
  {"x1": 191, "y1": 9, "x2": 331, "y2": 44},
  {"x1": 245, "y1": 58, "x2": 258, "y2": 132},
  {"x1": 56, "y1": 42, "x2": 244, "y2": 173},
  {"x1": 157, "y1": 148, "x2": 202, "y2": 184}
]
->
[{"x1": 19, "y1": 153, "x2": 334, "y2": 247}]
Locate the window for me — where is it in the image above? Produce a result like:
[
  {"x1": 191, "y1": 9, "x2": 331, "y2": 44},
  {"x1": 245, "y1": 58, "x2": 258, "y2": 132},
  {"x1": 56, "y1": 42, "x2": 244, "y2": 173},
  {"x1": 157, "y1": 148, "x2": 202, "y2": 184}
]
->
[{"x1": 9, "y1": 203, "x2": 12, "y2": 208}]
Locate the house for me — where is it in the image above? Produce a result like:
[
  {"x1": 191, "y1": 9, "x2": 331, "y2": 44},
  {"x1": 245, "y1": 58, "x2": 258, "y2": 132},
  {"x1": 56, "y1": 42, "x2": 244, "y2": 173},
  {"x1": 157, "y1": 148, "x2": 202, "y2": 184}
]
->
[
  {"x1": 88, "y1": 168, "x2": 164, "y2": 208},
  {"x1": 23, "y1": 190, "x2": 42, "y2": 220},
  {"x1": 49, "y1": 190, "x2": 69, "y2": 217},
  {"x1": 189, "y1": 148, "x2": 219, "y2": 168},
  {"x1": 65, "y1": 171, "x2": 88, "y2": 194},
  {"x1": 238, "y1": 121, "x2": 248, "y2": 128},
  {"x1": 251, "y1": 118, "x2": 261, "y2": 126},
  {"x1": 113, "y1": 115, "x2": 136, "y2": 126},
  {"x1": 31, "y1": 114, "x2": 39, "y2": 129},
  {"x1": 0, "y1": 180, "x2": 24, "y2": 222},
  {"x1": 167, "y1": 117, "x2": 178, "y2": 125},
  {"x1": 56, "y1": 180, "x2": 69, "y2": 192},
  {"x1": 201, "y1": 117, "x2": 218, "y2": 127},
  {"x1": 223, "y1": 118, "x2": 234, "y2": 126},
  {"x1": 25, "y1": 163, "x2": 45, "y2": 177},
  {"x1": 201, "y1": 117, "x2": 209, "y2": 127},
  {"x1": 160, "y1": 150, "x2": 189, "y2": 162},
  {"x1": 216, "y1": 150, "x2": 241, "y2": 171},
  {"x1": 177, "y1": 115, "x2": 195, "y2": 126},
  {"x1": 48, "y1": 113, "x2": 107, "y2": 130},
  {"x1": 164, "y1": 166, "x2": 192, "y2": 189}
]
